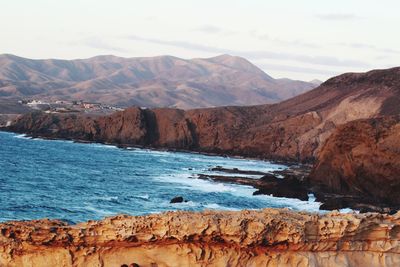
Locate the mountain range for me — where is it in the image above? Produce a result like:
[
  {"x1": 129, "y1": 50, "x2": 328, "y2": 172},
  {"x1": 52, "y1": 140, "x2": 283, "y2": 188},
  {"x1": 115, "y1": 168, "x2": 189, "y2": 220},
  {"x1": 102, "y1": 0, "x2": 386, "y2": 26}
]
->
[{"x1": 0, "y1": 54, "x2": 319, "y2": 109}]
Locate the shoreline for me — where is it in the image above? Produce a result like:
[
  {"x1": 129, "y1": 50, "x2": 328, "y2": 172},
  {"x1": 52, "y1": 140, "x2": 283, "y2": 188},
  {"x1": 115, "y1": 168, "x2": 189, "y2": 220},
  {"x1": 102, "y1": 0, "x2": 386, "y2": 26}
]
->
[
  {"x1": 2, "y1": 129, "x2": 397, "y2": 214},
  {"x1": 0, "y1": 129, "x2": 301, "y2": 166}
]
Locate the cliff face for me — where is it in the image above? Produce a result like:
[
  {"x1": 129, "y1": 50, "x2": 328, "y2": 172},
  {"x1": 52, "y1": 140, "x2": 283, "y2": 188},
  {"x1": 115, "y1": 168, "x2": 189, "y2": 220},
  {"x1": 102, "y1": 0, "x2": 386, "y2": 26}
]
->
[
  {"x1": 1, "y1": 208, "x2": 400, "y2": 267},
  {"x1": 309, "y1": 116, "x2": 400, "y2": 205}
]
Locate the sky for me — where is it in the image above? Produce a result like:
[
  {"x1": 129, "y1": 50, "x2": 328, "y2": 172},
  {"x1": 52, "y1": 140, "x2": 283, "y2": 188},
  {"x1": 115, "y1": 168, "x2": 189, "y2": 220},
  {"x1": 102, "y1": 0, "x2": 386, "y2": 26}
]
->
[{"x1": 1, "y1": 0, "x2": 399, "y2": 81}]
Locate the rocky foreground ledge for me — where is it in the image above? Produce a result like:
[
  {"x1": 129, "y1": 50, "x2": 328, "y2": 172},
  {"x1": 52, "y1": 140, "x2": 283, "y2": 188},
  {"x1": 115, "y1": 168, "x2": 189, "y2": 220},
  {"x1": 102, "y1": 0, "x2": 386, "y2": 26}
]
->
[{"x1": 1, "y1": 209, "x2": 400, "y2": 267}]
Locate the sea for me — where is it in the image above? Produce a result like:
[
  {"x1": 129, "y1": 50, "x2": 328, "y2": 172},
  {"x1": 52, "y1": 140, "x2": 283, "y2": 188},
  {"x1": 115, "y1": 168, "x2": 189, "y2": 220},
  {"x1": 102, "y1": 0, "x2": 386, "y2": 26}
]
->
[{"x1": 0, "y1": 131, "x2": 323, "y2": 223}]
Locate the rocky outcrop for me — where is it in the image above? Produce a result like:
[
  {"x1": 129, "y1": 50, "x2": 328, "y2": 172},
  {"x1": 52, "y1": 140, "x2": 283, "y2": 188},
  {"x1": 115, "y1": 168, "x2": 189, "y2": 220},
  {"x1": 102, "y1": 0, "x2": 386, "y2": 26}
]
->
[
  {"x1": 1, "y1": 208, "x2": 400, "y2": 267},
  {"x1": 198, "y1": 166, "x2": 311, "y2": 201},
  {"x1": 309, "y1": 116, "x2": 400, "y2": 206}
]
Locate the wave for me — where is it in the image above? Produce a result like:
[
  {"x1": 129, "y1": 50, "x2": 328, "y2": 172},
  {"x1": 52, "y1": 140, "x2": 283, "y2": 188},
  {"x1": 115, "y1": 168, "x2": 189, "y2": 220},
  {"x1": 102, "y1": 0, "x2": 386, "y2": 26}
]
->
[
  {"x1": 203, "y1": 203, "x2": 240, "y2": 211},
  {"x1": 137, "y1": 194, "x2": 150, "y2": 200},
  {"x1": 83, "y1": 204, "x2": 116, "y2": 216},
  {"x1": 93, "y1": 196, "x2": 119, "y2": 201},
  {"x1": 13, "y1": 134, "x2": 27, "y2": 139},
  {"x1": 89, "y1": 143, "x2": 118, "y2": 149},
  {"x1": 154, "y1": 173, "x2": 241, "y2": 193}
]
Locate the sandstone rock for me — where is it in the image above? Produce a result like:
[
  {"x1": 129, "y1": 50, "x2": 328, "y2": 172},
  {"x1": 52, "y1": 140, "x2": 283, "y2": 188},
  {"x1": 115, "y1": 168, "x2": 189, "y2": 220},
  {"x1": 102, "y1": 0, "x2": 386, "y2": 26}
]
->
[{"x1": 1, "y1": 209, "x2": 399, "y2": 267}]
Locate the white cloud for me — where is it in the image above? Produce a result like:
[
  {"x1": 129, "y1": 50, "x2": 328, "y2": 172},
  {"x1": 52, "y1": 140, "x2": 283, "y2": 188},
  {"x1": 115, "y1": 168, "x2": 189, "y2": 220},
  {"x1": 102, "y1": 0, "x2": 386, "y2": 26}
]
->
[{"x1": 315, "y1": 13, "x2": 359, "y2": 21}]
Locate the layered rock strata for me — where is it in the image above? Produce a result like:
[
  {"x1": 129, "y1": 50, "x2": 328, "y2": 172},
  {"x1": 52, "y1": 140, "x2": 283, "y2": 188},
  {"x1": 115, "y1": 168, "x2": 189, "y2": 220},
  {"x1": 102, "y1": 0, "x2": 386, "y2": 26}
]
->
[{"x1": 1, "y1": 209, "x2": 400, "y2": 267}]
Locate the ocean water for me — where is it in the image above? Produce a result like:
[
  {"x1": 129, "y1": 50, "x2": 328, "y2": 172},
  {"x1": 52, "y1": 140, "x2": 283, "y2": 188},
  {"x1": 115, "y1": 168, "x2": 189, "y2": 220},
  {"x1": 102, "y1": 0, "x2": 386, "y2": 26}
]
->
[{"x1": 0, "y1": 131, "x2": 322, "y2": 223}]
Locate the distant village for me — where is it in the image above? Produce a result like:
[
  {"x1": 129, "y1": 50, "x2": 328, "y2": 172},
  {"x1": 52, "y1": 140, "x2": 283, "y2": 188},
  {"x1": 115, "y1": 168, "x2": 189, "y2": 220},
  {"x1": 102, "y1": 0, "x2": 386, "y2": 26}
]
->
[{"x1": 18, "y1": 99, "x2": 124, "y2": 114}]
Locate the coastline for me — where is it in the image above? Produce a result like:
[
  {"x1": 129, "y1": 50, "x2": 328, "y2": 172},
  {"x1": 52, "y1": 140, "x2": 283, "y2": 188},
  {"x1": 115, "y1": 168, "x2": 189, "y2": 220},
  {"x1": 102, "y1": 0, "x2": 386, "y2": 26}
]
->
[
  {"x1": 2, "y1": 129, "x2": 396, "y2": 214},
  {"x1": 0, "y1": 129, "x2": 301, "y2": 166}
]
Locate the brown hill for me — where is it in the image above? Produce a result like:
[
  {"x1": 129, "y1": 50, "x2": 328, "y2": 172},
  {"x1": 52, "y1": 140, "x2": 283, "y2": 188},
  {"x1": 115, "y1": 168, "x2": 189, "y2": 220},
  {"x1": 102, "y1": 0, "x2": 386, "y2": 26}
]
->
[
  {"x1": 0, "y1": 54, "x2": 317, "y2": 109},
  {"x1": 9, "y1": 67, "x2": 399, "y2": 160}
]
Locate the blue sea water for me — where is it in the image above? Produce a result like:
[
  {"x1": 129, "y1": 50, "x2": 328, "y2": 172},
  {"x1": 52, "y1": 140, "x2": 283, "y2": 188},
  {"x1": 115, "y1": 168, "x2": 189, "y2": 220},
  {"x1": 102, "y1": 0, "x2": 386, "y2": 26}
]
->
[{"x1": 0, "y1": 131, "x2": 322, "y2": 223}]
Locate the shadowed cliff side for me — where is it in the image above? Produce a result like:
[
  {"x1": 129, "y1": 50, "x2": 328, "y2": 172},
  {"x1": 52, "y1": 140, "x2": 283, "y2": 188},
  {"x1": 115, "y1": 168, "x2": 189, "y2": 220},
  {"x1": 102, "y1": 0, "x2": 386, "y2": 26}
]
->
[{"x1": 1, "y1": 208, "x2": 400, "y2": 267}]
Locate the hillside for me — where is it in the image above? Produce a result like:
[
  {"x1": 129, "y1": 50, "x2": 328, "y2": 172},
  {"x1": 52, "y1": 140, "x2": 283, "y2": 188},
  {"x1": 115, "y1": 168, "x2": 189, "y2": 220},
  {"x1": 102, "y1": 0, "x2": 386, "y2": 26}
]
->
[
  {"x1": 0, "y1": 54, "x2": 318, "y2": 109},
  {"x1": 9, "y1": 67, "x2": 399, "y2": 159}
]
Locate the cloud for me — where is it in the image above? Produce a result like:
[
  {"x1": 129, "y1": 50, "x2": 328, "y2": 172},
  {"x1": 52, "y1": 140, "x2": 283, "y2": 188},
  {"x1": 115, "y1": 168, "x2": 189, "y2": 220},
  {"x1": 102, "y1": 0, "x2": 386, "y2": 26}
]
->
[
  {"x1": 315, "y1": 13, "x2": 359, "y2": 21},
  {"x1": 336, "y1": 42, "x2": 400, "y2": 55},
  {"x1": 79, "y1": 37, "x2": 129, "y2": 53},
  {"x1": 251, "y1": 31, "x2": 321, "y2": 49},
  {"x1": 126, "y1": 35, "x2": 226, "y2": 54},
  {"x1": 193, "y1": 25, "x2": 236, "y2": 36},
  {"x1": 194, "y1": 25, "x2": 223, "y2": 34},
  {"x1": 125, "y1": 35, "x2": 369, "y2": 68},
  {"x1": 258, "y1": 63, "x2": 340, "y2": 76}
]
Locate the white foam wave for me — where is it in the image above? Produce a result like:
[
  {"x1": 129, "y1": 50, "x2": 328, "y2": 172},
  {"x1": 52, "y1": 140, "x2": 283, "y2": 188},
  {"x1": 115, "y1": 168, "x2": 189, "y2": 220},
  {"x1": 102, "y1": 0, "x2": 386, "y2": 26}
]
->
[
  {"x1": 83, "y1": 205, "x2": 115, "y2": 216},
  {"x1": 13, "y1": 134, "x2": 27, "y2": 139},
  {"x1": 137, "y1": 194, "x2": 150, "y2": 200},
  {"x1": 252, "y1": 193, "x2": 322, "y2": 212},
  {"x1": 89, "y1": 144, "x2": 118, "y2": 149},
  {"x1": 155, "y1": 173, "x2": 241, "y2": 193},
  {"x1": 93, "y1": 196, "x2": 118, "y2": 201}
]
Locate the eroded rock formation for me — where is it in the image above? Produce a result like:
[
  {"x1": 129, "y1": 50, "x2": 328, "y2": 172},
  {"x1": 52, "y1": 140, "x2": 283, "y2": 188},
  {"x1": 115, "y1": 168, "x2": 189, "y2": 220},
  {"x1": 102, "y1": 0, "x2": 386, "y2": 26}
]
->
[
  {"x1": 309, "y1": 115, "x2": 400, "y2": 206},
  {"x1": 1, "y1": 209, "x2": 400, "y2": 267}
]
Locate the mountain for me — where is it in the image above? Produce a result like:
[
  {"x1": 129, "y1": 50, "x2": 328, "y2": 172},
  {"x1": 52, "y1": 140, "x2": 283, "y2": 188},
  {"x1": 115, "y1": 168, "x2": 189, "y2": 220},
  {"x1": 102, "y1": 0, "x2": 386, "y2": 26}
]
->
[{"x1": 0, "y1": 54, "x2": 317, "y2": 109}]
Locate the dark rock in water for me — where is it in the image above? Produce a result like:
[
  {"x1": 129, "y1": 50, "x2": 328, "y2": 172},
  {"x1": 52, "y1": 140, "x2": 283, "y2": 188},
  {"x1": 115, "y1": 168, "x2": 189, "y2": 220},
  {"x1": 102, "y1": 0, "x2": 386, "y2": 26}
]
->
[
  {"x1": 197, "y1": 171, "x2": 309, "y2": 201},
  {"x1": 170, "y1": 196, "x2": 184, "y2": 203},
  {"x1": 318, "y1": 197, "x2": 350, "y2": 211},
  {"x1": 254, "y1": 175, "x2": 309, "y2": 201},
  {"x1": 315, "y1": 192, "x2": 400, "y2": 213},
  {"x1": 210, "y1": 166, "x2": 267, "y2": 175}
]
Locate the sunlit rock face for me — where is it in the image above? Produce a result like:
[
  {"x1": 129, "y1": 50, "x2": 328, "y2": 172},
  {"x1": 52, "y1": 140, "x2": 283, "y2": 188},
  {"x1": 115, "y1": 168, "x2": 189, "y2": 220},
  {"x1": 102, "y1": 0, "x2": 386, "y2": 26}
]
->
[{"x1": 1, "y1": 208, "x2": 400, "y2": 267}]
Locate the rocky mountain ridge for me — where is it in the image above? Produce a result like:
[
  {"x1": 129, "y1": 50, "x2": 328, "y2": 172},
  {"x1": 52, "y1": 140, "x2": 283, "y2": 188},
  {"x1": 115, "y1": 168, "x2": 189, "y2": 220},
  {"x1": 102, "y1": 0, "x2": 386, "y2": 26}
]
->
[{"x1": 0, "y1": 54, "x2": 318, "y2": 109}]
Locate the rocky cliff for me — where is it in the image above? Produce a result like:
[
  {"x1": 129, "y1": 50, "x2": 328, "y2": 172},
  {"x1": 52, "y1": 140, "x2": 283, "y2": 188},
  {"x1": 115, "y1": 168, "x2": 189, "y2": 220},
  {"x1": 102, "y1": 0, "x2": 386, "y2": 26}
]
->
[
  {"x1": 309, "y1": 115, "x2": 400, "y2": 206},
  {"x1": 8, "y1": 67, "x2": 400, "y2": 162},
  {"x1": 1, "y1": 208, "x2": 400, "y2": 267}
]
